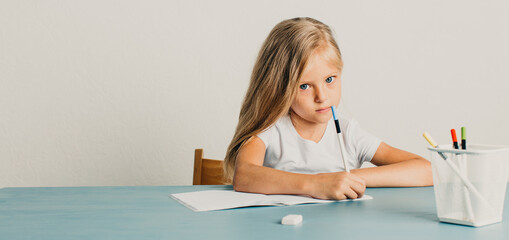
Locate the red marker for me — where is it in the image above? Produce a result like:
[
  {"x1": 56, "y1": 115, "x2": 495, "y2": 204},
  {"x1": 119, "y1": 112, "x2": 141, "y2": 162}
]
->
[{"x1": 451, "y1": 129, "x2": 459, "y2": 149}]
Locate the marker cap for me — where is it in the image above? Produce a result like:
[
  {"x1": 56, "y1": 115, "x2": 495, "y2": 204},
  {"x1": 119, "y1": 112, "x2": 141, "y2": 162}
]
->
[
  {"x1": 423, "y1": 132, "x2": 438, "y2": 148},
  {"x1": 451, "y1": 129, "x2": 458, "y2": 142}
]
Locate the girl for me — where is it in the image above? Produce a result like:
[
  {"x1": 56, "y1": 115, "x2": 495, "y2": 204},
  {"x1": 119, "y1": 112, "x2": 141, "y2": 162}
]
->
[{"x1": 224, "y1": 17, "x2": 432, "y2": 200}]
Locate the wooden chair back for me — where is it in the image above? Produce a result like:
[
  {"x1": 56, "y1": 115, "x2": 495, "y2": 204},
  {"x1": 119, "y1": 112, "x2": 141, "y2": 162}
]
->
[{"x1": 193, "y1": 149, "x2": 227, "y2": 185}]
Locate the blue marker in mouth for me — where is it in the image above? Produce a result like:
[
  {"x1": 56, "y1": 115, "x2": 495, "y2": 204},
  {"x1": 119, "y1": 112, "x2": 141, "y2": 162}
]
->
[{"x1": 331, "y1": 106, "x2": 341, "y2": 134}]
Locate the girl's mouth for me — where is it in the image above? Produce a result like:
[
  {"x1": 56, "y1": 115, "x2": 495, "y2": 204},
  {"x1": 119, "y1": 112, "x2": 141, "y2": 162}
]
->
[{"x1": 316, "y1": 107, "x2": 330, "y2": 113}]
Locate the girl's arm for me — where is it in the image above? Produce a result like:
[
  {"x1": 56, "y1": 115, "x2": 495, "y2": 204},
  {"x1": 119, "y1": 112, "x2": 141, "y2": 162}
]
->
[
  {"x1": 233, "y1": 136, "x2": 366, "y2": 200},
  {"x1": 351, "y1": 142, "x2": 433, "y2": 187}
]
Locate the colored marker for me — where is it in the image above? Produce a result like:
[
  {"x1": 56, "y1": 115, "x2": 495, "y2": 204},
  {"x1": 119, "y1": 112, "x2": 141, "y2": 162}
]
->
[
  {"x1": 454, "y1": 128, "x2": 473, "y2": 220},
  {"x1": 451, "y1": 129, "x2": 459, "y2": 149},
  {"x1": 331, "y1": 106, "x2": 350, "y2": 172},
  {"x1": 461, "y1": 127, "x2": 466, "y2": 150},
  {"x1": 423, "y1": 132, "x2": 447, "y2": 160}
]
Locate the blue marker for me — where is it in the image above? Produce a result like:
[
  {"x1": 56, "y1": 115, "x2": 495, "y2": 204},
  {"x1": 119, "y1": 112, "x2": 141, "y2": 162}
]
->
[{"x1": 331, "y1": 106, "x2": 350, "y2": 172}]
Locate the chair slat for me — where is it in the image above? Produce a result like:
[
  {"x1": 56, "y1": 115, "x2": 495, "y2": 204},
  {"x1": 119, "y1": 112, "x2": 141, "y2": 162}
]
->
[{"x1": 193, "y1": 149, "x2": 226, "y2": 185}]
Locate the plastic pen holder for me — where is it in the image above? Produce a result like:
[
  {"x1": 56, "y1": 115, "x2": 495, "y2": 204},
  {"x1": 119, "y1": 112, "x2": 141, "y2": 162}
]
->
[{"x1": 427, "y1": 144, "x2": 509, "y2": 227}]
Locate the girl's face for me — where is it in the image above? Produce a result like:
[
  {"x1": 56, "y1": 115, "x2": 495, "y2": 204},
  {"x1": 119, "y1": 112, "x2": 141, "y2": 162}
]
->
[{"x1": 290, "y1": 49, "x2": 342, "y2": 125}]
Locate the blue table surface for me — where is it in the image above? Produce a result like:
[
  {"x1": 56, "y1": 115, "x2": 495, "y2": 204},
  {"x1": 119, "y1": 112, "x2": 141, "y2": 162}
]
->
[{"x1": 1, "y1": 185, "x2": 508, "y2": 240}]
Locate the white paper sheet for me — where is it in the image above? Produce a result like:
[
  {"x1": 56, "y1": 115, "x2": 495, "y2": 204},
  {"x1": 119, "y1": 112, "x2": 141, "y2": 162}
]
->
[{"x1": 170, "y1": 190, "x2": 373, "y2": 212}]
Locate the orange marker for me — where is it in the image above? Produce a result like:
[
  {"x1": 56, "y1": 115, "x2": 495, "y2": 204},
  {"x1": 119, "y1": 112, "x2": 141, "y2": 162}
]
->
[{"x1": 451, "y1": 129, "x2": 459, "y2": 149}]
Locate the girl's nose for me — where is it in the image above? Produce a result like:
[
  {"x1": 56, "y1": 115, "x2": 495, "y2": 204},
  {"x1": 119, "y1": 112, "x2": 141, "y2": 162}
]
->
[{"x1": 314, "y1": 85, "x2": 328, "y2": 103}]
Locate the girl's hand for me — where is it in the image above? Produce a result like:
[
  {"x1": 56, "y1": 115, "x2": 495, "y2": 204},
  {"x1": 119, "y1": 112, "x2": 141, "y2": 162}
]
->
[{"x1": 309, "y1": 172, "x2": 366, "y2": 200}]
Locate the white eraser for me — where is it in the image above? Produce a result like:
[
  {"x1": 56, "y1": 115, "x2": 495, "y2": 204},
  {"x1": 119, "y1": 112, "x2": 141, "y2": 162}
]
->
[{"x1": 281, "y1": 214, "x2": 303, "y2": 225}]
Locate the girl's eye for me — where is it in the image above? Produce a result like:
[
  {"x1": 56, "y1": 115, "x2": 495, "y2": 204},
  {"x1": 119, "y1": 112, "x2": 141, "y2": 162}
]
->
[
  {"x1": 299, "y1": 84, "x2": 309, "y2": 90},
  {"x1": 325, "y1": 76, "x2": 335, "y2": 83}
]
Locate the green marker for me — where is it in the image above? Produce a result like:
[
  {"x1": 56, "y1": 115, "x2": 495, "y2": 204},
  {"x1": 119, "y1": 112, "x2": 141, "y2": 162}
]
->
[{"x1": 461, "y1": 127, "x2": 466, "y2": 150}]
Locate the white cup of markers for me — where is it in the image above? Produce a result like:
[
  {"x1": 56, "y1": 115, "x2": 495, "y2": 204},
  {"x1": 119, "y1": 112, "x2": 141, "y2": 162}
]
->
[{"x1": 424, "y1": 127, "x2": 509, "y2": 227}]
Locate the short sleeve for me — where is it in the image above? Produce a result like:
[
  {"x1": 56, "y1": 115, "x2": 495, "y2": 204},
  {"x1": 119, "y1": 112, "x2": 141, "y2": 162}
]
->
[
  {"x1": 342, "y1": 118, "x2": 382, "y2": 165},
  {"x1": 256, "y1": 126, "x2": 274, "y2": 150}
]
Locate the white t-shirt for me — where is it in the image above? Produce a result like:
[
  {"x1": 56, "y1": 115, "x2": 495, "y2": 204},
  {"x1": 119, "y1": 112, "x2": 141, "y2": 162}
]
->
[{"x1": 257, "y1": 114, "x2": 381, "y2": 174}]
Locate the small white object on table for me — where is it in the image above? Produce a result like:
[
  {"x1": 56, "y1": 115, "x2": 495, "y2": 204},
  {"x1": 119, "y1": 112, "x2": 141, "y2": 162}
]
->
[{"x1": 282, "y1": 214, "x2": 303, "y2": 225}]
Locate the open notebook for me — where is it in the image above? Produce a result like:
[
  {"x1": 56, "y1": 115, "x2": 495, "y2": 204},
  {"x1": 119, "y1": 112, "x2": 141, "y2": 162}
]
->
[{"x1": 170, "y1": 190, "x2": 372, "y2": 212}]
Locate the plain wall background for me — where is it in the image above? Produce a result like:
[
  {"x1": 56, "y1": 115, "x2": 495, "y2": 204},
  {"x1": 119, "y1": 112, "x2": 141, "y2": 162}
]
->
[{"x1": 1, "y1": 0, "x2": 508, "y2": 187}]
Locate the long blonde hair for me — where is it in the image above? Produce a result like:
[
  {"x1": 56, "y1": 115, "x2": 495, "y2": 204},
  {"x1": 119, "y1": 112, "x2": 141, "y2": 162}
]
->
[{"x1": 224, "y1": 17, "x2": 343, "y2": 182}]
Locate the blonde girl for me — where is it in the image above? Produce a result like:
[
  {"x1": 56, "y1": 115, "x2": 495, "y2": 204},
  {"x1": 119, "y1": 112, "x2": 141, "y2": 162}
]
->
[{"x1": 225, "y1": 17, "x2": 432, "y2": 200}]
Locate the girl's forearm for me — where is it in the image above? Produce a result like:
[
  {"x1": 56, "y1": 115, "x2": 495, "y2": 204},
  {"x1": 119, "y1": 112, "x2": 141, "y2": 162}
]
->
[
  {"x1": 351, "y1": 158, "x2": 433, "y2": 187},
  {"x1": 232, "y1": 163, "x2": 313, "y2": 196}
]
